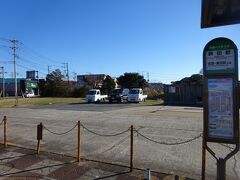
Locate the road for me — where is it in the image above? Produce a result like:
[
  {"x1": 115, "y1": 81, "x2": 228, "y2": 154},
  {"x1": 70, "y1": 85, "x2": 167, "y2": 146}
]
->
[{"x1": 0, "y1": 104, "x2": 239, "y2": 179}]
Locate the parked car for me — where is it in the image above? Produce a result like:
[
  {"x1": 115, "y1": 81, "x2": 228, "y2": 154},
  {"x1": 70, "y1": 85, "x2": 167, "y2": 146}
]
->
[
  {"x1": 24, "y1": 91, "x2": 35, "y2": 98},
  {"x1": 127, "y1": 88, "x2": 147, "y2": 103},
  {"x1": 86, "y1": 89, "x2": 108, "y2": 103},
  {"x1": 108, "y1": 88, "x2": 129, "y2": 103}
]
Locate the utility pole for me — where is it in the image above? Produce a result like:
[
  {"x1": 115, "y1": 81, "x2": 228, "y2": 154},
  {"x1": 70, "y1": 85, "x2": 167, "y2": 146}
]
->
[
  {"x1": 10, "y1": 39, "x2": 18, "y2": 106},
  {"x1": 0, "y1": 66, "x2": 5, "y2": 98},
  {"x1": 36, "y1": 71, "x2": 39, "y2": 96},
  {"x1": 147, "y1": 72, "x2": 149, "y2": 82},
  {"x1": 66, "y1": 62, "x2": 69, "y2": 84},
  {"x1": 62, "y1": 62, "x2": 69, "y2": 84},
  {"x1": 48, "y1": 64, "x2": 51, "y2": 74}
]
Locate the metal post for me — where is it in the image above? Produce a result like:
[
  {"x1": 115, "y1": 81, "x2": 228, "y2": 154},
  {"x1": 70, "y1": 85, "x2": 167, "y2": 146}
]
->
[
  {"x1": 145, "y1": 168, "x2": 151, "y2": 180},
  {"x1": 217, "y1": 158, "x2": 226, "y2": 180},
  {"x1": 77, "y1": 121, "x2": 81, "y2": 162},
  {"x1": 202, "y1": 137, "x2": 206, "y2": 180},
  {"x1": 130, "y1": 125, "x2": 134, "y2": 172},
  {"x1": 3, "y1": 116, "x2": 7, "y2": 147},
  {"x1": 37, "y1": 140, "x2": 41, "y2": 154},
  {"x1": 174, "y1": 175, "x2": 179, "y2": 180}
]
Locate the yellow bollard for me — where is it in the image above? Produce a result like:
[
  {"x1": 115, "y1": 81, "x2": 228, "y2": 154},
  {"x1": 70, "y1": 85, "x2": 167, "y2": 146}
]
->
[
  {"x1": 77, "y1": 121, "x2": 81, "y2": 162},
  {"x1": 3, "y1": 116, "x2": 7, "y2": 148},
  {"x1": 130, "y1": 125, "x2": 134, "y2": 172}
]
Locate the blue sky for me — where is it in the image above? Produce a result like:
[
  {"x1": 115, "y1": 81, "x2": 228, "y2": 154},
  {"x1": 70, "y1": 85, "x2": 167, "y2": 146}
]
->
[{"x1": 0, "y1": 0, "x2": 239, "y2": 83}]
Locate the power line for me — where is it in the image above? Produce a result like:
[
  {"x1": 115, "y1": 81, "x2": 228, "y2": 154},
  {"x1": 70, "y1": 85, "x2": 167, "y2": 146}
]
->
[
  {"x1": 18, "y1": 56, "x2": 49, "y2": 73},
  {"x1": 17, "y1": 45, "x2": 61, "y2": 73},
  {"x1": 0, "y1": 37, "x2": 11, "y2": 43},
  {"x1": 18, "y1": 42, "x2": 62, "y2": 65},
  {"x1": 0, "y1": 61, "x2": 12, "y2": 64},
  {"x1": 16, "y1": 63, "x2": 47, "y2": 76}
]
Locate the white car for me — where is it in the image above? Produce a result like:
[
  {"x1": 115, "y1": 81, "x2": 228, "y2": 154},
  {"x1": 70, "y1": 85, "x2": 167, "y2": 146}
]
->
[
  {"x1": 127, "y1": 88, "x2": 147, "y2": 103},
  {"x1": 24, "y1": 92, "x2": 35, "y2": 98}
]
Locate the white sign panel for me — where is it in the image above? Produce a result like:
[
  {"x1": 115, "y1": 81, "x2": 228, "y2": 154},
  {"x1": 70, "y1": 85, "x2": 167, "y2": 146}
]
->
[
  {"x1": 208, "y1": 78, "x2": 233, "y2": 139},
  {"x1": 169, "y1": 86, "x2": 176, "y2": 93},
  {"x1": 206, "y1": 49, "x2": 235, "y2": 74}
]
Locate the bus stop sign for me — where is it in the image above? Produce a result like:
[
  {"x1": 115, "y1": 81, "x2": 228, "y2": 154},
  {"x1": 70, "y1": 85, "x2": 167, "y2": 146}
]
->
[{"x1": 203, "y1": 37, "x2": 239, "y2": 144}]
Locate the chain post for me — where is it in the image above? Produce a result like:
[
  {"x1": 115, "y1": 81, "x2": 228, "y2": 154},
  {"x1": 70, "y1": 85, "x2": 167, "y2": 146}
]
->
[
  {"x1": 77, "y1": 121, "x2": 81, "y2": 162},
  {"x1": 130, "y1": 125, "x2": 134, "y2": 172},
  {"x1": 36, "y1": 122, "x2": 43, "y2": 154},
  {"x1": 3, "y1": 116, "x2": 7, "y2": 148}
]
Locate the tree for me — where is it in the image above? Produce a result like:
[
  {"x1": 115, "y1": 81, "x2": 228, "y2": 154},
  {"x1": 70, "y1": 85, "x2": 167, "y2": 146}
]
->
[
  {"x1": 71, "y1": 87, "x2": 88, "y2": 97},
  {"x1": 41, "y1": 69, "x2": 70, "y2": 97},
  {"x1": 117, "y1": 73, "x2": 148, "y2": 89},
  {"x1": 101, "y1": 75, "x2": 116, "y2": 94},
  {"x1": 171, "y1": 74, "x2": 203, "y2": 85}
]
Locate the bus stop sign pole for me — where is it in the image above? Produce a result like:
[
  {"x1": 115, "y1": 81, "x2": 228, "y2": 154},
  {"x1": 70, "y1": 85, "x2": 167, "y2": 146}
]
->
[{"x1": 202, "y1": 37, "x2": 239, "y2": 180}]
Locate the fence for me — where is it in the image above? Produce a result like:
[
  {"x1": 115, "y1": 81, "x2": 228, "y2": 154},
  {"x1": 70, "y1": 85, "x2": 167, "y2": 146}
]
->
[{"x1": 0, "y1": 116, "x2": 202, "y2": 172}]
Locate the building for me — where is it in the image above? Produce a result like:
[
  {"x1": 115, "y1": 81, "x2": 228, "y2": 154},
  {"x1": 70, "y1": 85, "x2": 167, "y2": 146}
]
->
[
  {"x1": 0, "y1": 78, "x2": 25, "y2": 96},
  {"x1": 148, "y1": 83, "x2": 164, "y2": 89},
  {"x1": 77, "y1": 74, "x2": 107, "y2": 88},
  {"x1": 164, "y1": 84, "x2": 203, "y2": 106}
]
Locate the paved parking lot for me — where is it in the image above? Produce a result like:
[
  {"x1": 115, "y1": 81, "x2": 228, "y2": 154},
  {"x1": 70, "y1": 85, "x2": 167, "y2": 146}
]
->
[
  {"x1": 0, "y1": 145, "x2": 170, "y2": 180},
  {"x1": 0, "y1": 104, "x2": 239, "y2": 179}
]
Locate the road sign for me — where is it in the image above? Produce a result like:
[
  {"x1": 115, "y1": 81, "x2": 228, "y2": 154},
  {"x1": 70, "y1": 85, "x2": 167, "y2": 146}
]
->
[
  {"x1": 201, "y1": 0, "x2": 240, "y2": 28},
  {"x1": 26, "y1": 81, "x2": 38, "y2": 89}
]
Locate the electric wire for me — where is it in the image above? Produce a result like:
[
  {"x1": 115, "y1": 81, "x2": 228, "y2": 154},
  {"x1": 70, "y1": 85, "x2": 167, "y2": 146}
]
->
[
  {"x1": 18, "y1": 42, "x2": 62, "y2": 65},
  {"x1": 16, "y1": 63, "x2": 47, "y2": 76},
  {"x1": 17, "y1": 56, "x2": 49, "y2": 72}
]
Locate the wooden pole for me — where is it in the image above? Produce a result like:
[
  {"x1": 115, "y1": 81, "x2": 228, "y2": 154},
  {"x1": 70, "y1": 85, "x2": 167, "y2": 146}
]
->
[{"x1": 36, "y1": 123, "x2": 43, "y2": 154}]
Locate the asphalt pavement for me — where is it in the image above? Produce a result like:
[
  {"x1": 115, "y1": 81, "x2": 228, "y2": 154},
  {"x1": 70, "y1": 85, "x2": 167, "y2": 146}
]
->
[
  {"x1": 0, "y1": 104, "x2": 239, "y2": 180},
  {"x1": 0, "y1": 144, "x2": 171, "y2": 180}
]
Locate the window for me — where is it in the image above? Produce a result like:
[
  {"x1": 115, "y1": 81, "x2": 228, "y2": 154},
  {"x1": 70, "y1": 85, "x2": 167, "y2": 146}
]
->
[
  {"x1": 226, "y1": 50, "x2": 231, "y2": 55},
  {"x1": 208, "y1": 51, "x2": 213, "y2": 56},
  {"x1": 217, "y1": 51, "x2": 222, "y2": 55}
]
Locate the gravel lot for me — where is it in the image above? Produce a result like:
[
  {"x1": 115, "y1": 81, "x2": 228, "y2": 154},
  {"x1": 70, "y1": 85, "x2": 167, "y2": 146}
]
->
[{"x1": 0, "y1": 104, "x2": 239, "y2": 180}]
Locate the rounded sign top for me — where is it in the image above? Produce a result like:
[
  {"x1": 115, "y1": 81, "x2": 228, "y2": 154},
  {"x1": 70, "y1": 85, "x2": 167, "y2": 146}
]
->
[
  {"x1": 204, "y1": 37, "x2": 237, "y2": 52},
  {"x1": 203, "y1": 37, "x2": 238, "y2": 75}
]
